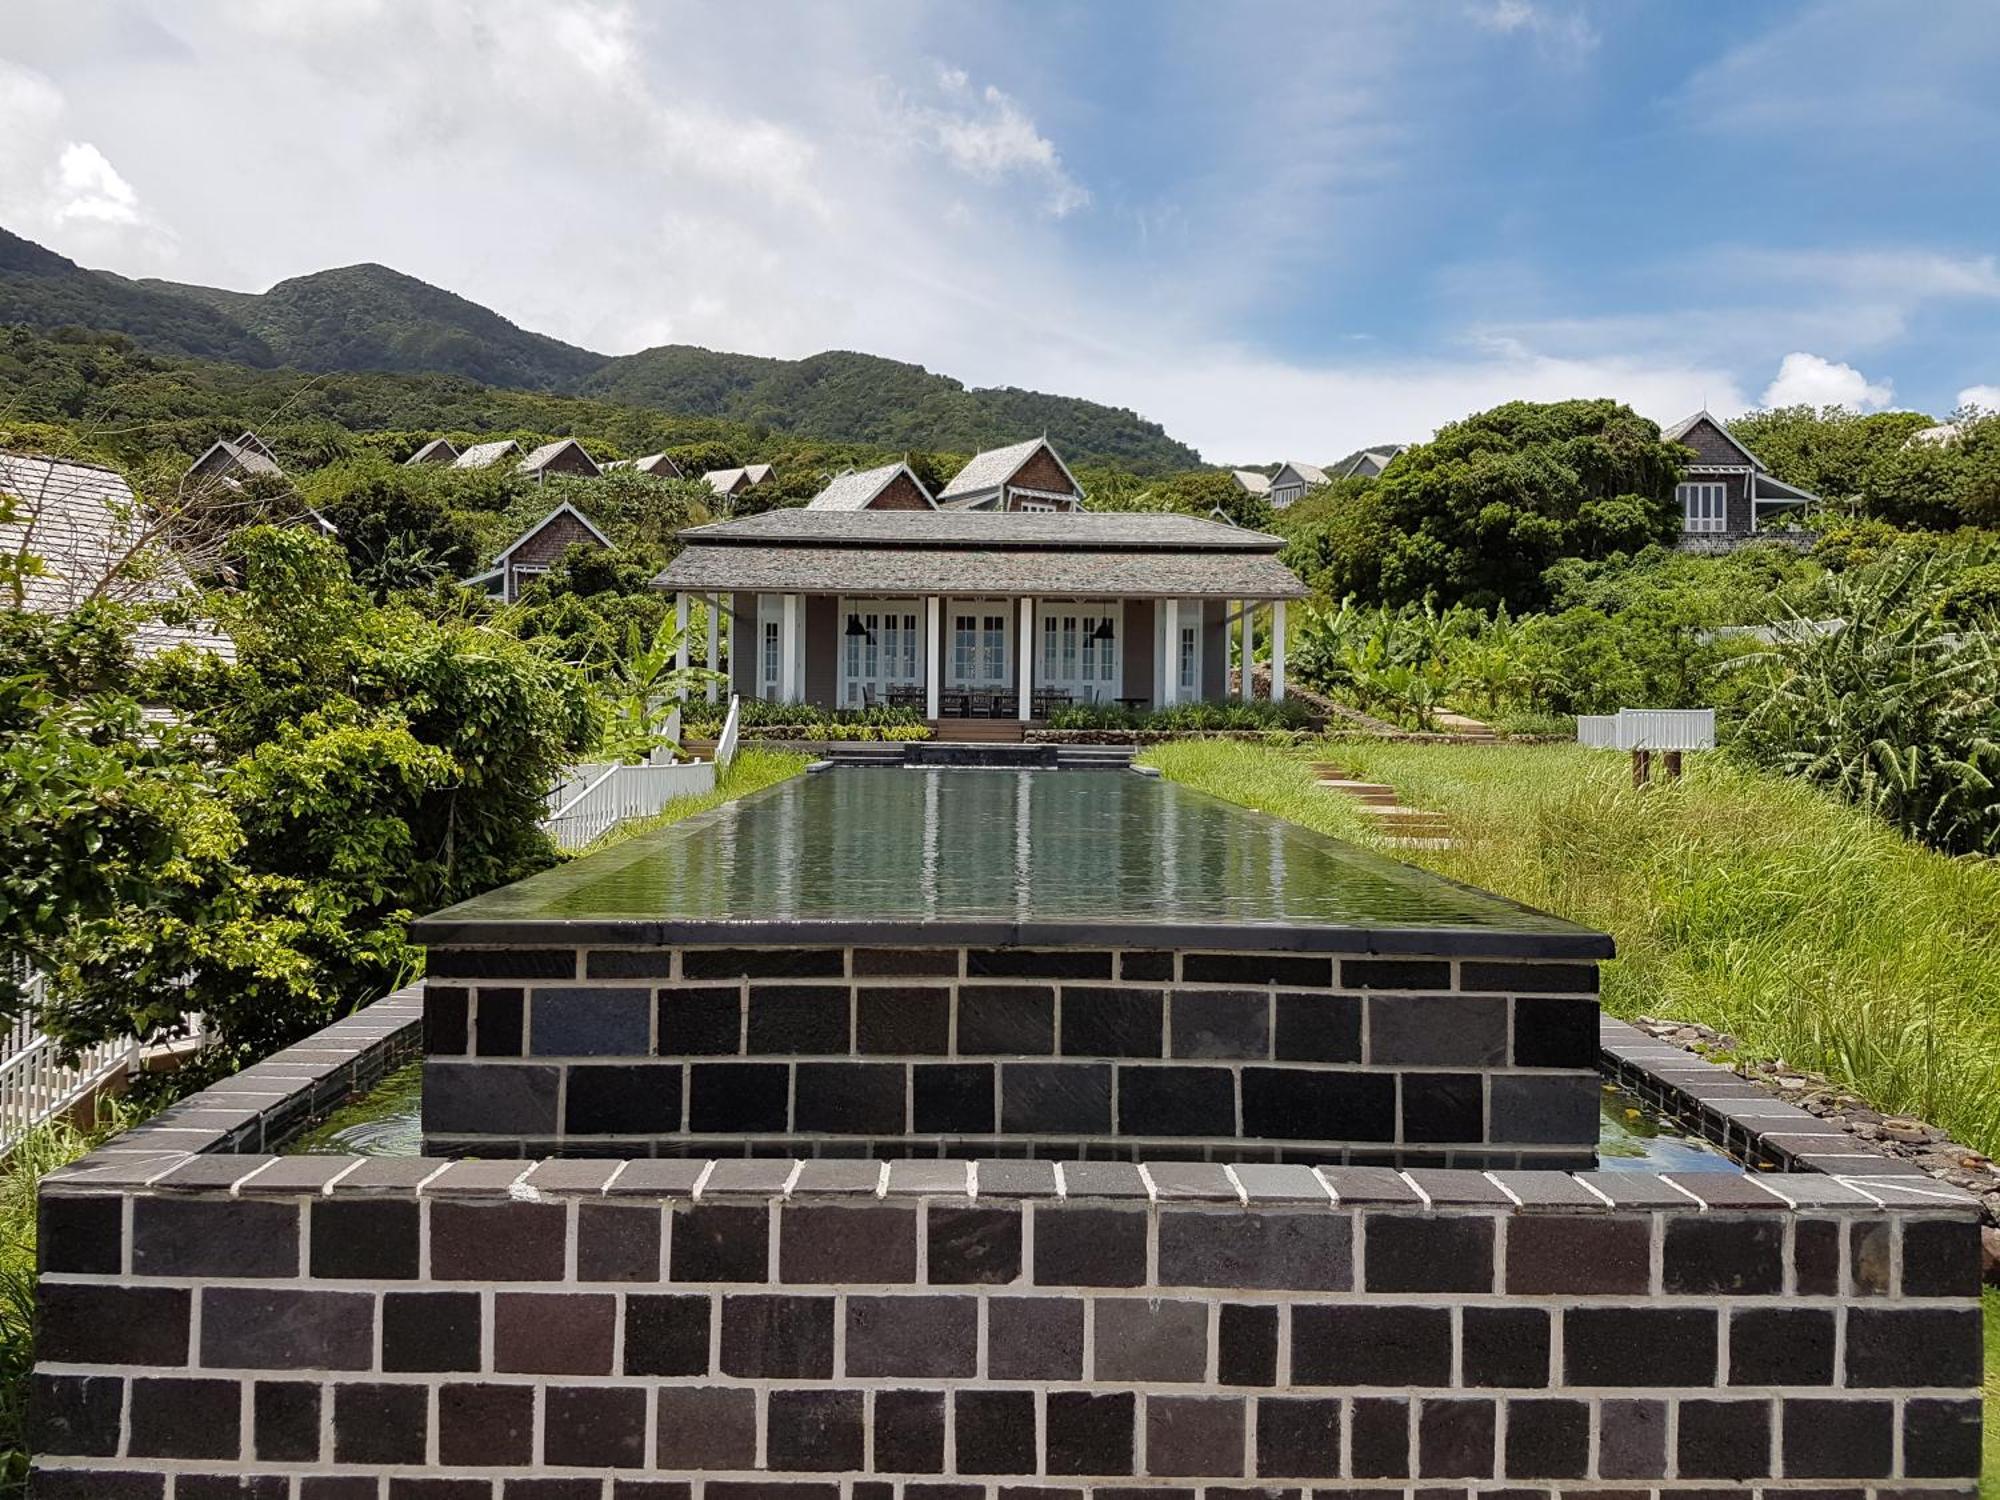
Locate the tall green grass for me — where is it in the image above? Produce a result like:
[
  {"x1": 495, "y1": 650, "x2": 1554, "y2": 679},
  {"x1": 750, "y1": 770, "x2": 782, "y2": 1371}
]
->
[
  {"x1": 1146, "y1": 739, "x2": 2000, "y2": 1156},
  {"x1": 580, "y1": 749, "x2": 810, "y2": 854}
]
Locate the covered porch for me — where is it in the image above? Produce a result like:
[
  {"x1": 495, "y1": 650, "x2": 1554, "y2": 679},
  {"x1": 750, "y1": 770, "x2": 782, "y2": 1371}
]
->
[{"x1": 653, "y1": 508, "x2": 1309, "y2": 725}]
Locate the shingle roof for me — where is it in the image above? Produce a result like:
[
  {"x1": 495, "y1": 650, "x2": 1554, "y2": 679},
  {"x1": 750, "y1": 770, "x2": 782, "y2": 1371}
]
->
[
  {"x1": 0, "y1": 452, "x2": 234, "y2": 658},
  {"x1": 743, "y1": 463, "x2": 774, "y2": 485},
  {"x1": 606, "y1": 452, "x2": 683, "y2": 478},
  {"x1": 405, "y1": 439, "x2": 460, "y2": 466},
  {"x1": 1231, "y1": 470, "x2": 1271, "y2": 495},
  {"x1": 937, "y1": 437, "x2": 1077, "y2": 500},
  {"x1": 1662, "y1": 410, "x2": 1763, "y2": 469},
  {"x1": 517, "y1": 439, "x2": 598, "y2": 476},
  {"x1": 657, "y1": 543, "x2": 1305, "y2": 600},
  {"x1": 189, "y1": 434, "x2": 282, "y2": 484},
  {"x1": 806, "y1": 462, "x2": 935, "y2": 511},
  {"x1": 453, "y1": 439, "x2": 520, "y2": 470},
  {"x1": 703, "y1": 467, "x2": 747, "y2": 495},
  {"x1": 1275, "y1": 461, "x2": 1329, "y2": 488},
  {"x1": 679, "y1": 508, "x2": 1283, "y2": 551}
]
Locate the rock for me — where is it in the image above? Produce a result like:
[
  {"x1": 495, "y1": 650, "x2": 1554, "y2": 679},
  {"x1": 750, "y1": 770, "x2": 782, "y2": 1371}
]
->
[
  {"x1": 1983, "y1": 1227, "x2": 2000, "y2": 1286},
  {"x1": 1881, "y1": 1120, "x2": 1930, "y2": 1145}
]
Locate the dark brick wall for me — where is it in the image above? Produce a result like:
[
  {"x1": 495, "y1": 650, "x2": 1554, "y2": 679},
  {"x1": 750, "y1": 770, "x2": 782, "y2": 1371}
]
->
[
  {"x1": 34, "y1": 1158, "x2": 1982, "y2": 1492},
  {"x1": 419, "y1": 946, "x2": 1604, "y2": 1166}
]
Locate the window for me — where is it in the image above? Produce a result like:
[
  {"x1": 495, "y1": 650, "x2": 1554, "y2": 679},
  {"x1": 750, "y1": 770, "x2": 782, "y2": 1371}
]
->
[
  {"x1": 1178, "y1": 624, "x2": 1198, "y2": 695},
  {"x1": 982, "y1": 615, "x2": 1007, "y2": 680},
  {"x1": 1015, "y1": 499, "x2": 1059, "y2": 512},
  {"x1": 1679, "y1": 482, "x2": 1727, "y2": 534},
  {"x1": 762, "y1": 619, "x2": 781, "y2": 697},
  {"x1": 953, "y1": 615, "x2": 976, "y2": 682}
]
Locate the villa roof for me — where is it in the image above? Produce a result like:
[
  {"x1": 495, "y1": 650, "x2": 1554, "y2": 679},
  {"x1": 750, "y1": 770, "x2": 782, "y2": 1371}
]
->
[
  {"x1": 606, "y1": 452, "x2": 683, "y2": 478},
  {"x1": 1276, "y1": 460, "x2": 1329, "y2": 487},
  {"x1": 806, "y1": 461, "x2": 936, "y2": 511},
  {"x1": 405, "y1": 438, "x2": 459, "y2": 466},
  {"x1": 1231, "y1": 470, "x2": 1271, "y2": 495},
  {"x1": 517, "y1": 438, "x2": 598, "y2": 476},
  {"x1": 453, "y1": 439, "x2": 520, "y2": 470},
  {"x1": 1662, "y1": 410, "x2": 1764, "y2": 469},
  {"x1": 938, "y1": 437, "x2": 1079, "y2": 500},
  {"x1": 189, "y1": 432, "x2": 282, "y2": 483},
  {"x1": 0, "y1": 451, "x2": 235, "y2": 659},
  {"x1": 655, "y1": 508, "x2": 1305, "y2": 599}
]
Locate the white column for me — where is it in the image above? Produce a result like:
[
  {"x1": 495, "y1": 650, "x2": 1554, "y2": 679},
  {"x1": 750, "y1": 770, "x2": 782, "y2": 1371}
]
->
[
  {"x1": 704, "y1": 595, "x2": 720, "y2": 704},
  {"x1": 666, "y1": 590, "x2": 689, "y2": 754},
  {"x1": 781, "y1": 593, "x2": 800, "y2": 705},
  {"x1": 1239, "y1": 601, "x2": 1254, "y2": 702},
  {"x1": 925, "y1": 595, "x2": 941, "y2": 720},
  {"x1": 1017, "y1": 597, "x2": 1034, "y2": 721},
  {"x1": 1272, "y1": 599, "x2": 1287, "y2": 702},
  {"x1": 1161, "y1": 597, "x2": 1180, "y2": 707}
]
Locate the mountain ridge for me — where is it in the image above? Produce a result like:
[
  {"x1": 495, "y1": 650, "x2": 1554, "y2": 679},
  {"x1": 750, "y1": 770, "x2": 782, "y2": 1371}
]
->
[{"x1": 0, "y1": 228, "x2": 1200, "y2": 472}]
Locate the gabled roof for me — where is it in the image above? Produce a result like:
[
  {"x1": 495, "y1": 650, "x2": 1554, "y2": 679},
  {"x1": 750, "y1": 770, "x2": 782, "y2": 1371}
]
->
[
  {"x1": 453, "y1": 439, "x2": 521, "y2": 470},
  {"x1": 406, "y1": 439, "x2": 460, "y2": 466},
  {"x1": 806, "y1": 461, "x2": 936, "y2": 512},
  {"x1": 1231, "y1": 470, "x2": 1271, "y2": 496},
  {"x1": 188, "y1": 432, "x2": 283, "y2": 484},
  {"x1": 488, "y1": 501, "x2": 613, "y2": 568},
  {"x1": 938, "y1": 437, "x2": 1080, "y2": 500},
  {"x1": 1662, "y1": 410, "x2": 1763, "y2": 470},
  {"x1": 743, "y1": 463, "x2": 774, "y2": 486},
  {"x1": 704, "y1": 467, "x2": 748, "y2": 495},
  {"x1": 1753, "y1": 473, "x2": 1818, "y2": 505},
  {"x1": 1271, "y1": 461, "x2": 1329, "y2": 489},
  {"x1": 606, "y1": 452, "x2": 684, "y2": 478},
  {"x1": 1338, "y1": 446, "x2": 1405, "y2": 479},
  {"x1": 517, "y1": 438, "x2": 599, "y2": 477},
  {"x1": 0, "y1": 451, "x2": 234, "y2": 658}
]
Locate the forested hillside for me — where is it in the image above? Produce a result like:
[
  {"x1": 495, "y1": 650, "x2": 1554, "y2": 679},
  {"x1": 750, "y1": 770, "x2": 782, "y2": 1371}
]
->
[{"x1": 0, "y1": 227, "x2": 1199, "y2": 470}]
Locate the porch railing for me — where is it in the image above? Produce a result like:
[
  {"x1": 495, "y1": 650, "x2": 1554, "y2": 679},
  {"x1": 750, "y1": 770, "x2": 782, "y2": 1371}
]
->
[
  {"x1": 541, "y1": 759, "x2": 718, "y2": 850},
  {"x1": 1577, "y1": 708, "x2": 1717, "y2": 753},
  {"x1": 0, "y1": 966, "x2": 141, "y2": 1158},
  {"x1": 715, "y1": 694, "x2": 742, "y2": 771}
]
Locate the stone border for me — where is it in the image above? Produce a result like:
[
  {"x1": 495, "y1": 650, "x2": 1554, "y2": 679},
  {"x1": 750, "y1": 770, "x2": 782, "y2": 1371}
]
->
[{"x1": 50, "y1": 988, "x2": 1976, "y2": 1218}]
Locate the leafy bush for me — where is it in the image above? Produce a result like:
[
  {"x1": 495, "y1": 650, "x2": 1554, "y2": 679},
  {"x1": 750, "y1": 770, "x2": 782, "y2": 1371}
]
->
[
  {"x1": 1043, "y1": 699, "x2": 1315, "y2": 732},
  {"x1": 682, "y1": 699, "x2": 933, "y2": 742},
  {"x1": 1735, "y1": 553, "x2": 2000, "y2": 856}
]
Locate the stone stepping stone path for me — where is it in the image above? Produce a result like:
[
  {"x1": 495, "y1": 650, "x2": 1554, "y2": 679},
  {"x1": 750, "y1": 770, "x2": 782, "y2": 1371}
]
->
[{"x1": 1313, "y1": 761, "x2": 1452, "y2": 847}]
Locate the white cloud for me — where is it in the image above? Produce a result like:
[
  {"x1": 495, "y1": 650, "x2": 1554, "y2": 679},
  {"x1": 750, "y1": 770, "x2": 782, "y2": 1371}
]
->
[
  {"x1": 50, "y1": 142, "x2": 140, "y2": 225},
  {"x1": 1466, "y1": 1, "x2": 1599, "y2": 62},
  {"x1": 1759, "y1": 352, "x2": 1894, "y2": 412},
  {"x1": 1958, "y1": 385, "x2": 2000, "y2": 412},
  {"x1": 888, "y1": 69, "x2": 1090, "y2": 218}
]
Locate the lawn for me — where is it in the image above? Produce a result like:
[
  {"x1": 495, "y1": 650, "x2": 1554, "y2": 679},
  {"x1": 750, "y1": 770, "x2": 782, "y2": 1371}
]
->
[{"x1": 1144, "y1": 738, "x2": 2000, "y2": 1161}]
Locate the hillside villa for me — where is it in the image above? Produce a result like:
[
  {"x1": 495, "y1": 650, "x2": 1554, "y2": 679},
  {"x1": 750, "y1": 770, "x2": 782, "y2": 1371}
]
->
[
  {"x1": 515, "y1": 438, "x2": 600, "y2": 482},
  {"x1": 805, "y1": 460, "x2": 937, "y2": 512},
  {"x1": 184, "y1": 430, "x2": 283, "y2": 492},
  {"x1": 451, "y1": 439, "x2": 520, "y2": 471},
  {"x1": 1267, "y1": 460, "x2": 1328, "y2": 509},
  {"x1": 465, "y1": 500, "x2": 611, "y2": 603},
  {"x1": 404, "y1": 438, "x2": 459, "y2": 466},
  {"x1": 1665, "y1": 410, "x2": 1818, "y2": 549},
  {"x1": 1338, "y1": 445, "x2": 1405, "y2": 479},
  {"x1": 653, "y1": 507, "x2": 1305, "y2": 723},
  {"x1": 1231, "y1": 468, "x2": 1271, "y2": 498},
  {"x1": 703, "y1": 462, "x2": 775, "y2": 498},
  {"x1": 935, "y1": 435, "x2": 1084, "y2": 511},
  {"x1": 605, "y1": 451, "x2": 684, "y2": 478}
]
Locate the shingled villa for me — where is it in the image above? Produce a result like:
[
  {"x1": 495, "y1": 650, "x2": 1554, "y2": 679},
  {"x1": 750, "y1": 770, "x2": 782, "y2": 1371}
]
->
[{"x1": 652, "y1": 508, "x2": 1307, "y2": 722}]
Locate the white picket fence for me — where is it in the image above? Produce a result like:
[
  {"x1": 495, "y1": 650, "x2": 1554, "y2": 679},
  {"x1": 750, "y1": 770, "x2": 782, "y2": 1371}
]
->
[
  {"x1": 541, "y1": 760, "x2": 718, "y2": 850},
  {"x1": 0, "y1": 967, "x2": 141, "y2": 1158},
  {"x1": 1577, "y1": 708, "x2": 1717, "y2": 752}
]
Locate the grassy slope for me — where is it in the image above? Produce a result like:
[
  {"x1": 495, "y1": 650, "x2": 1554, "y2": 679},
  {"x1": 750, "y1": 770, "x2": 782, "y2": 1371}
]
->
[{"x1": 1144, "y1": 739, "x2": 2000, "y2": 1157}]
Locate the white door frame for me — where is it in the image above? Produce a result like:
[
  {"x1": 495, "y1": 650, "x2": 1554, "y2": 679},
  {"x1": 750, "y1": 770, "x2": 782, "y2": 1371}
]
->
[
  {"x1": 944, "y1": 597, "x2": 1012, "y2": 689},
  {"x1": 837, "y1": 596, "x2": 926, "y2": 708},
  {"x1": 1035, "y1": 599, "x2": 1124, "y2": 705}
]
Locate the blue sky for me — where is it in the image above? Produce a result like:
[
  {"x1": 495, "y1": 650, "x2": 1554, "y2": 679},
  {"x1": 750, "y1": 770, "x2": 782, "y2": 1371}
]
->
[{"x1": 2, "y1": 0, "x2": 1997, "y2": 461}]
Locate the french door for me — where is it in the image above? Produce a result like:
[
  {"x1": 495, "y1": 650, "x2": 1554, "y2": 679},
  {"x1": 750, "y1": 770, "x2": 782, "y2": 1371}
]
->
[
  {"x1": 948, "y1": 604, "x2": 1010, "y2": 688},
  {"x1": 840, "y1": 598, "x2": 924, "y2": 707},
  {"x1": 1038, "y1": 602, "x2": 1122, "y2": 702}
]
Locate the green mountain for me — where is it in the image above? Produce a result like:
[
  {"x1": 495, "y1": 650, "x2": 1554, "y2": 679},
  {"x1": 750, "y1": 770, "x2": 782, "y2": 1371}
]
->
[{"x1": 0, "y1": 228, "x2": 1200, "y2": 471}]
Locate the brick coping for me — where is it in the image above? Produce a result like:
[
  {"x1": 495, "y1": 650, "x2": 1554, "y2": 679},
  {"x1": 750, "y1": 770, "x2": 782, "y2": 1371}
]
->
[{"x1": 43, "y1": 986, "x2": 1976, "y2": 1216}]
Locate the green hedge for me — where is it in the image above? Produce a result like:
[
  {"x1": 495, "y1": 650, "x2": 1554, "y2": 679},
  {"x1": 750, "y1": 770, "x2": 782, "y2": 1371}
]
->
[{"x1": 1045, "y1": 699, "x2": 1318, "y2": 732}]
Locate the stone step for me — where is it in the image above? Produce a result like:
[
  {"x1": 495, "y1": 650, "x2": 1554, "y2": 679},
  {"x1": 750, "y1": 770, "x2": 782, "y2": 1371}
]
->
[{"x1": 1318, "y1": 779, "x2": 1399, "y2": 803}]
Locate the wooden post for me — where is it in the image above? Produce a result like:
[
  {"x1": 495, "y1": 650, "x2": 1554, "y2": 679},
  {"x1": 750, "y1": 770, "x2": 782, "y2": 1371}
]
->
[
  {"x1": 704, "y1": 594, "x2": 719, "y2": 704},
  {"x1": 1017, "y1": 597, "x2": 1034, "y2": 722},
  {"x1": 781, "y1": 594, "x2": 799, "y2": 705},
  {"x1": 1664, "y1": 750, "x2": 1683, "y2": 780},
  {"x1": 1239, "y1": 602, "x2": 1253, "y2": 701},
  {"x1": 1271, "y1": 600, "x2": 1287, "y2": 702},
  {"x1": 925, "y1": 596, "x2": 941, "y2": 722},
  {"x1": 1631, "y1": 749, "x2": 1652, "y2": 788},
  {"x1": 1161, "y1": 598, "x2": 1180, "y2": 707}
]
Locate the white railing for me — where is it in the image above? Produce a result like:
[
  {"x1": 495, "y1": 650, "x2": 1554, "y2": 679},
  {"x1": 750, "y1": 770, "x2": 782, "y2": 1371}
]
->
[
  {"x1": 1576, "y1": 714, "x2": 1618, "y2": 749},
  {"x1": 541, "y1": 759, "x2": 718, "y2": 850},
  {"x1": 0, "y1": 966, "x2": 140, "y2": 1158},
  {"x1": 715, "y1": 694, "x2": 742, "y2": 771},
  {"x1": 1577, "y1": 708, "x2": 1717, "y2": 753}
]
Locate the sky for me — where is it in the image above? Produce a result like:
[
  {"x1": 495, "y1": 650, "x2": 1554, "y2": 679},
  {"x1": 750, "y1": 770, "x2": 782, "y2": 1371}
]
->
[{"x1": 2, "y1": 0, "x2": 1998, "y2": 464}]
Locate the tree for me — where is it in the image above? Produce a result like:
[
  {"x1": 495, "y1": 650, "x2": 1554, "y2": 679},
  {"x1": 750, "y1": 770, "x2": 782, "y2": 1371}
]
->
[
  {"x1": 315, "y1": 465, "x2": 480, "y2": 599},
  {"x1": 1358, "y1": 399, "x2": 1685, "y2": 611}
]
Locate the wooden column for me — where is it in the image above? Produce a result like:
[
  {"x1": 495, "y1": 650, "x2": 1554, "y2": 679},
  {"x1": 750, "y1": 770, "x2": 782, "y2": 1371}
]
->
[
  {"x1": 925, "y1": 595, "x2": 941, "y2": 721},
  {"x1": 1240, "y1": 602, "x2": 1254, "y2": 701},
  {"x1": 704, "y1": 594, "x2": 719, "y2": 704},
  {"x1": 1017, "y1": 597, "x2": 1034, "y2": 721},
  {"x1": 781, "y1": 594, "x2": 800, "y2": 705},
  {"x1": 1161, "y1": 598, "x2": 1180, "y2": 707},
  {"x1": 1271, "y1": 599, "x2": 1287, "y2": 702}
]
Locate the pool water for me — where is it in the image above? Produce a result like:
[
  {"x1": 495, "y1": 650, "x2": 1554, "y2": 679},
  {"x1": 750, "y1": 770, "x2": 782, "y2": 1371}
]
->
[
  {"x1": 416, "y1": 768, "x2": 1603, "y2": 940},
  {"x1": 283, "y1": 1064, "x2": 1740, "y2": 1173}
]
